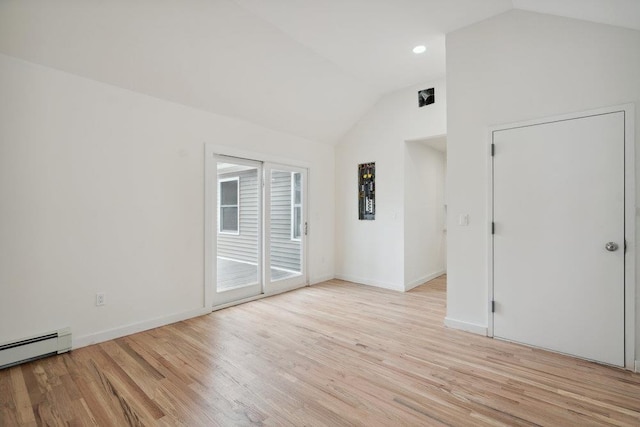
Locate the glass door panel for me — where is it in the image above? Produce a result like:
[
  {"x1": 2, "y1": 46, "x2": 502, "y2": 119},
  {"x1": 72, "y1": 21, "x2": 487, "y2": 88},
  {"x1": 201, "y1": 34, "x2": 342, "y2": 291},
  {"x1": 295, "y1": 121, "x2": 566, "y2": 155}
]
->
[
  {"x1": 214, "y1": 156, "x2": 262, "y2": 305},
  {"x1": 265, "y1": 165, "x2": 307, "y2": 292}
]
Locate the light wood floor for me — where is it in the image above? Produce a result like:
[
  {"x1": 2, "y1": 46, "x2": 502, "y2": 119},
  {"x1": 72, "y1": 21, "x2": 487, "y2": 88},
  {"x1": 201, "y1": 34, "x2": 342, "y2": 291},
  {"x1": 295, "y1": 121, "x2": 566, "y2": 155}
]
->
[{"x1": 2, "y1": 276, "x2": 640, "y2": 426}]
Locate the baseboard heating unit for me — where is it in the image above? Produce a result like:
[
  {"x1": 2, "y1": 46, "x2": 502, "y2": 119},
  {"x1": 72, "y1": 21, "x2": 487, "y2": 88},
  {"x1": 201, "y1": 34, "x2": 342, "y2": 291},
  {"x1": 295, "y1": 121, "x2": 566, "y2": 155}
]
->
[{"x1": 0, "y1": 328, "x2": 72, "y2": 369}]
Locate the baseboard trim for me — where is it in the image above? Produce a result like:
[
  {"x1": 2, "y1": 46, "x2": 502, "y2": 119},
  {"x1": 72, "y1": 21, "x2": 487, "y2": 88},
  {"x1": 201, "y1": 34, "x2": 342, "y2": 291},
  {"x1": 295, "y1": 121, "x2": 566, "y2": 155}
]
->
[
  {"x1": 405, "y1": 270, "x2": 446, "y2": 291},
  {"x1": 73, "y1": 307, "x2": 212, "y2": 349},
  {"x1": 635, "y1": 360, "x2": 640, "y2": 373},
  {"x1": 309, "y1": 274, "x2": 335, "y2": 285},
  {"x1": 444, "y1": 317, "x2": 488, "y2": 336},
  {"x1": 334, "y1": 274, "x2": 404, "y2": 292}
]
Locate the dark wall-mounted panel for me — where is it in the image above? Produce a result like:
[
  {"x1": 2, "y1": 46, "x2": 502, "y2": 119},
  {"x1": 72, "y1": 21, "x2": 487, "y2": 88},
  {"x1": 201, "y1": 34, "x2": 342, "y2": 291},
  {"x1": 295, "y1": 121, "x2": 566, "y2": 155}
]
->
[{"x1": 358, "y1": 162, "x2": 375, "y2": 220}]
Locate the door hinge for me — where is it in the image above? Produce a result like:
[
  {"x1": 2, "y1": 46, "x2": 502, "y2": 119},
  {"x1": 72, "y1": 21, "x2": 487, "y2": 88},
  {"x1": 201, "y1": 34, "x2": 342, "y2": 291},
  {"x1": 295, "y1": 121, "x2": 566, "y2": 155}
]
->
[
  {"x1": 491, "y1": 300, "x2": 495, "y2": 313},
  {"x1": 491, "y1": 143, "x2": 495, "y2": 156},
  {"x1": 491, "y1": 222, "x2": 495, "y2": 235},
  {"x1": 304, "y1": 222, "x2": 308, "y2": 236}
]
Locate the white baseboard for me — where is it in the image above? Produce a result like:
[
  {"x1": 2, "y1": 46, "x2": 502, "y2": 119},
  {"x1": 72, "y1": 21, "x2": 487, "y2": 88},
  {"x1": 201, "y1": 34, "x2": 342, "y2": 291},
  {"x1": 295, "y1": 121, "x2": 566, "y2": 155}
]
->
[
  {"x1": 334, "y1": 273, "x2": 404, "y2": 292},
  {"x1": 635, "y1": 360, "x2": 640, "y2": 373},
  {"x1": 444, "y1": 317, "x2": 488, "y2": 336},
  {"x1": 405, "y1": 270, "x2": 446, "y2": 291},
  {"x1": 309, "y1": 274, "x2": 335, "y2": 285},
  {"x1": 73, "y1": 307, "x2": 212, "y2": 349}
]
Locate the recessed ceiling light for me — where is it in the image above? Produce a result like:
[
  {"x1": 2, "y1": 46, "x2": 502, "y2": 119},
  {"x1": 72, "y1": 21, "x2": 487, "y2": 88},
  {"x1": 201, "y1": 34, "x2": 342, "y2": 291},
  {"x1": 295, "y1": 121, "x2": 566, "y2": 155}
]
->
[{"x1": 413, "y1": 45, "x2": 426, "y2": 54}]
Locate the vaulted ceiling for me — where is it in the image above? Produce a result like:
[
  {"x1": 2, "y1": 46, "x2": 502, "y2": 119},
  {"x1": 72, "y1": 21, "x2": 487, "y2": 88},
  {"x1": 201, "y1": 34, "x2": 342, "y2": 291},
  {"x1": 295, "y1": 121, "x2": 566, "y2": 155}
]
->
[{"x1": 0, "y1": 0, "x2": 638, "y2": 144}]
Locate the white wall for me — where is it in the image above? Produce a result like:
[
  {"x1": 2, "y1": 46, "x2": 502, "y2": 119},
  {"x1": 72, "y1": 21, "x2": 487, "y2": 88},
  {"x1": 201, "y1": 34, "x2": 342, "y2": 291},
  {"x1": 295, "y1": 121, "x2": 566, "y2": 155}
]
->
[
  {"x1": 404, "y1": 142, "x2": 446, "y2": 290},
  {"x1": 0, "y1": 53, "x2": 335, "y2": 348},
  {"x1": 335, "y1": 80, "x2": 446, "y2": 290},
  {"x1": 446, "y1": 10, "x2": 640, "y2": 347},
  {"x1": 0, "y1": 0, "x2": 378, "y2": 145}
]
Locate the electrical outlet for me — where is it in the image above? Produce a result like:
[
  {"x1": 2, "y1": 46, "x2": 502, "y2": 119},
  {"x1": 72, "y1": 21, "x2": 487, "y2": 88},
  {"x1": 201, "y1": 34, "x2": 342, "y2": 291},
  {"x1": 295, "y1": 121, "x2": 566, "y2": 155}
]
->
[{"x1": 96, "y1": 292, "x2": 106, "y2": 306}]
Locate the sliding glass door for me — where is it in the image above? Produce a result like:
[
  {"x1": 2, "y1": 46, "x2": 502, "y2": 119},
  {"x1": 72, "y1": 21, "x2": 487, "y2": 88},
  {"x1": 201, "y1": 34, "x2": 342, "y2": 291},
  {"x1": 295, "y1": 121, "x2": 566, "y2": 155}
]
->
[
  {"x1": 209, "y1": 155, "x2": 307, "y2": 307},
  {"x1": 213, "y1": 156, "x2": 262, "y2": 305}
]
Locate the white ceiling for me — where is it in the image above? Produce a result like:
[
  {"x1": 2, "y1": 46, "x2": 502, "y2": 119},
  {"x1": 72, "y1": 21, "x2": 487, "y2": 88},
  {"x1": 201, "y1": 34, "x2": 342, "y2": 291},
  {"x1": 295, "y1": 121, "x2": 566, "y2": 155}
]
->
[
  {"x1": 0, "y1": 1, "x2": 638, "y2": 145},
  {"x1": 513, "y1": 0, "x2": 640, "y2": 32},
  {"x1": 232, "y1": 0, "x2": 513, "y2": 93}
]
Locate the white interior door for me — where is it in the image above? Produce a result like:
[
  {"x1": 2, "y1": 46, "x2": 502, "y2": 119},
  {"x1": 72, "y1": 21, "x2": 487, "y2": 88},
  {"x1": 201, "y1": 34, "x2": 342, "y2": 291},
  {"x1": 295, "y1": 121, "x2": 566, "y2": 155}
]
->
[
  {"x1": 492, "y1": 111, "x2": 625, "y2": 366},
  {"x1": 213, "y1": 156, "x2": 263, "y2": 305},
  {"x1": 264, "y1": 163, "x2": 308, "y2": 294}
]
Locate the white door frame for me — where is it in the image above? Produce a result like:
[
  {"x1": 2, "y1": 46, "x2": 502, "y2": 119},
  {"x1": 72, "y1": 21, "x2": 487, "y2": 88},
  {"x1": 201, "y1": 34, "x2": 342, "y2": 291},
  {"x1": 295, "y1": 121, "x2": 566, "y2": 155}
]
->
[
  {"x1": 487, "y1": 104, "x2": 636, "y2": 370},
  {"x1": 205, "y1": 144, "x2": 311, "y2": 309}
]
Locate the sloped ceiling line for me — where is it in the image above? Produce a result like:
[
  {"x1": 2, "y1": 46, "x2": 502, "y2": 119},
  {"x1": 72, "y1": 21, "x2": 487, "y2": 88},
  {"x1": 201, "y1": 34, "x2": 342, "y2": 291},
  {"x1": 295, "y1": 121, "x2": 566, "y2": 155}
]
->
[{"x1": 0, "y1": 0, "x2": 637, "y2": 144}]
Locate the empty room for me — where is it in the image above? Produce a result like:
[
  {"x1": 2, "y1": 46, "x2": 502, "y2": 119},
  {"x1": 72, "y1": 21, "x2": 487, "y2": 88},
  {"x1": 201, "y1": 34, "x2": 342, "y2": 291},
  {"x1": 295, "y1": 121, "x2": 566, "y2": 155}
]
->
[{"x1": 2, "y1": 0, "x2": 640, "y2": 425}]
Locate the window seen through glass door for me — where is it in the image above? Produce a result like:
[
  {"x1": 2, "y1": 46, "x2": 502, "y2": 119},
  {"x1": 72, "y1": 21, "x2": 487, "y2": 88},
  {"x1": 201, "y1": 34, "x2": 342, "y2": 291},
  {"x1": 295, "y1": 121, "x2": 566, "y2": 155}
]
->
[
  {"x1": 292, "y1": 172, "x2": 302, "y2": 240},
  {"x1": 219, "y1": 178, "x2": 239, "y2": 233}
]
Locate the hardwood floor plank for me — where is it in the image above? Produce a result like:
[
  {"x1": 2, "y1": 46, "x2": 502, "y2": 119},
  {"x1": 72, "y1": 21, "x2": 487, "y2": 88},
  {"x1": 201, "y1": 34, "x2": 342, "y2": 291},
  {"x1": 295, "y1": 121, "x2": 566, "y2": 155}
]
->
[
  {"x1": 1, "y1": 275, "x2": 640, "y2": 425},
  {"x1": 92, "y1": 345, "x2": 165, "y2": 422},
  {"x1": 115, "y1": 338, "x2": 165, "y2": 381},
  {"x1": 72, "y1": 348, "x2": 152, "y2": 426},
  {"x1": 70, "y1": 398, "x2": 98, "y2": 427},
  {"x1": 59, "y1": 352, "x2": 123, "y2": 426},
  {"x1": 0, "y1": 366, "x2": 21, "y2": 426},
  {"x1": 9, "y1": 366, "x2": 37, "y2": 426},
  {"x1": 20, "y1": 365, "x2": 47, "y2": 425}
]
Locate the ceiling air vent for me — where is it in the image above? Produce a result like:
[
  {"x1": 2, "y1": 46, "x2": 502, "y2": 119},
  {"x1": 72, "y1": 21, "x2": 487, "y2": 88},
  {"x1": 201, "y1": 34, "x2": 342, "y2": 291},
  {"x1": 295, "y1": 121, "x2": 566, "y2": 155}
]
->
[{"x1": 418, "y1": 88, "x2": 434, "y2": 107}]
